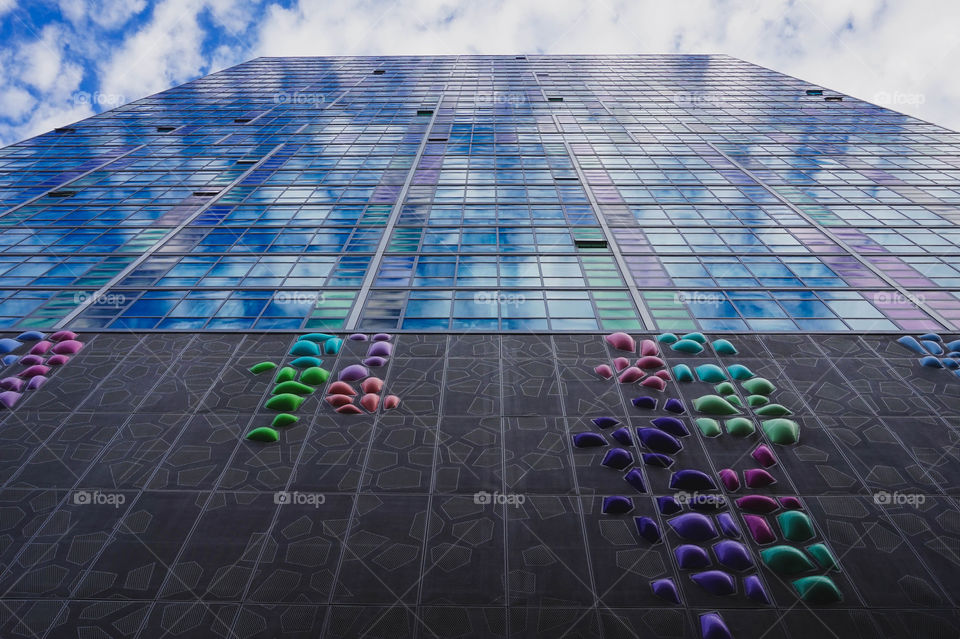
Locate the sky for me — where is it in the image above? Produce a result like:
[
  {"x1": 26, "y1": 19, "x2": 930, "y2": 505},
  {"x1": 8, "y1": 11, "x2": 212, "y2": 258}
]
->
[{"x1": 1, "y1": 0, "x2": 958, "y2": 146}]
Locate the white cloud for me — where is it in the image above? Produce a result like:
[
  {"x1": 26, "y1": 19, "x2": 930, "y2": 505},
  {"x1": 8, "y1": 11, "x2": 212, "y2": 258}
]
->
[{"x1": 3, "y1": 0, "x2": 960, "y2": 146}]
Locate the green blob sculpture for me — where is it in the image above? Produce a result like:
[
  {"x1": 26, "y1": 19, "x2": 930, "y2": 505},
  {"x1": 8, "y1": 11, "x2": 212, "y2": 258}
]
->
[
  {"x1": 657, "y1": 333, "x2": 679, "y2": 344},
  {"x1": 714, "y1": 381, "x2": 736, "y2": 395},
  {"x1": 712, "y1": 339, "x2": 738, "y2": 355},
  {"x1": 693, "y1": 395, "x2": 741, "y2": 415},
  {"x1": 806, "y1": 543, "x2": 839, "y2": 571},
  {"x1": 273, "y1": 381, "x2": 315, "y2": 396},
  {"x1": 761, "y1": 545, "x2": 816, "y2": 575},
  {"x1": 747, "y1": 394, "x2": 770, "y2": 407},
  {"x1": 696, "y1": 418, "x2": 722, "y2": 437},
  {"x1": 778, "y1": 511, "x2": 816, "y2": 541},
  {"x1": 671, "y1": 339, "x2": 704, "y2": 354},
  {"x1": 246, "y1": 427, "x2": 279, "y2": 442},
  {"x1": 742, "y1": 377, "x2": 776, "y2": 395},
  {"x1": 275, "y1": 367, "x2": 297, "y2": 383},
  {"x1": 265, "y1": 393, "x2": 305, "y2": 412},
  {"x1": 272, "y1": 414, "x2": 300, "y2": 428},
  {"x1": 754, "y1": 403, "x2": 792, "y2": 417},
  {"x1": 725, "y1": 417, "x2": 756, "y2": 437},
  {"x1": 681, "y1": 332, "x2": 707, "y2": 344},
  {"x1": 249, "y1": 361, "x2": 277, "y2": 374},
  {"x1": 673, "y1": 364, "x2": 694, "y2": 382},
  {"x1": 792, "y1": 576, "x2": 843, "y2": 603},
  {"x1": 727, "y1": 364, "x2": 755, "y2": 380},
  {"x1": 762, "y1": 419, "x2": 800, "y2": 445},
  {"x1": 696, "y1": 364, "x2": 728, "y2": 383},
  {"x1": 725, "y1": 394, "x2": 743, "y2": 408},
  {"x1": 300, "y1": 366, "x2": 331, "y2": 385}
]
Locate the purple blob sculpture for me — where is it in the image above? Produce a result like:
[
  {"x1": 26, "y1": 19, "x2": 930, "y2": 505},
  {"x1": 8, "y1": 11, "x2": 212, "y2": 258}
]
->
[
  {"x1": 610, "y1": 427, "x2": 633, "y2": 446},
  {"x1": 676, "y1": 544, "x2": 711, "y2": 569},
  {"x1": 744, "y1": 574, "x2": 771, "y2": 604},
  {"x1": 651, "y1": 578, "x2": 681, "y2": 604},
  {"x1": 642, "y1": 452, "x2": 674, "y2": 468},
  {"x1": 657, "y1": 495, "x2": 682, "y2": 515},
  {"x1": 718, "y1": 468, "x2": 740, "y2": 492},
  {"x1": 624, "y1": 468, "x2": 647, "y2": 493},
  {"x1": 651, "y1": 416, "x2": 689, "y2": 437},
  {"x1": 634, "y1": 516, "x2": 661, "y2": 543},
  {"x1": 18, "y1": 365, "x2": 50, "y2": 379},
  {"x1": 742, "y1": 514, "x2": 776, "y2": 544},
  {"x1": 51, "y1": 340, "x2": 83, "y2": 355},
  {"x1": 744, "y1": 468, "x2": 776, "y2": 488},
  {"x1": 572, "y1": 432, "x2": 607, "y2": 448},
  {"x1": 601, "y1": 448, "x2": 633, "y2": 470},
  {"x1": 751, "y1": 444, "x2": 777, "y2": 468},
  {"x1": 26, "y1": 376, "x2": 47, "y2": 391},
  {"x1": 714, "y1": 540, "x2": 753, "y2": 571},
  {"x1": 592, "y1": 416, "x2": 620, "y2": 429},
  {"x1": 348, "y1": 333, "x2": 368, "y2": 341},
  {"x1": 691, "y1": 570, "x2": 736, "y2": 596},
  {"x1": 372, "y1": 333, "x2": 391, "y2": 341},
  {"x1": 669, "y1": 469, "x2": 717, "y2": 491},
  {"x1": 664, "y1": 398, "x2": 685, "y2": 414},
  {"x1": 778, "y1": 496, "x2": 803, "y2": 510},
  {"x1": 717, "y1": 512, "x2": 741, "y2": 539},
  {"x1": 632, "y1": 396, "x2": 657, "y2": 409},
  {"x1": 363, "y1": 356, "x2": 387, "y2": 367},
  {"x1": 667, "y1": 512, "x2": 718, "y2": 542},
  {"x1": 0, "y1": 391, "x2": 20, "y2": 409},
  {"x1": 18, "y1": 355, "x2": 43, "y2": 366},
  {"x1": 736, "y1": 495, "x2": 779, "y2": 514},
  {"x1": 0, "y1": 377, "x2": 24, "y2": 392},
  {"x1": 636, "y1": 428, "x2": 682, "y2": 454},
  {"x1": 338, "y1": 364, "x2": 369, "y2": 382},
  {"x1": 367, "y1": 341, "x2": 392, "y2": 357},
  {"x1": 700, "y1": 612, "x2": 734, "y2": 639},
  {"x1": 602, "y1": 495, "x2": 634, "y2": 514}
]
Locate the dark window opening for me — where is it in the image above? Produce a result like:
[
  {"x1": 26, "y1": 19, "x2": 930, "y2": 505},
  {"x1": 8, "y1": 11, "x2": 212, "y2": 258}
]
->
[
  {"x1": 515, "y1": 56, "x2": 526, "y2": 60},
  {"x1": 548, "y1": 97, "x2": 564, "y2": 102},
  {"x1": 234, "y1": 118, "x2": 252, "y2": 123},
  {"x1": 54, "y1": 127, "x2": 76, "y2": 133},
  {"x1": 805, "y1": 89, "x2": 823, "y2": 96},
  {"x1": 417, "y1": 109, "x2": 434, "y2": 116},
  {"x1": 373, "y1": 69, "x2": 385, "y2": 75},
  {"x1": 48, "y1": 190, "x2": 77, "y2": 198},
  {"x1": 156, "y1": 126, "x2": 176, "y2": 132},
  {"x1": 192, "y1": 191, "x2": 221, "y2": 197},
  {"x1": 824, "y1": 96, "x2": 843, "y2": 102},
  {"x1": 575, "y1": 239, "x2": 608, "y2": 249}
]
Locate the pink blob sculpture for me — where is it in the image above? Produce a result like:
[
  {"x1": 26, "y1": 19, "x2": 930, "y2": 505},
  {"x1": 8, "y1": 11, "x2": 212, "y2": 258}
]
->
[
  {"x1": 18, "y1": 365, "x2": 50, "y2": 379},
  {"x1": 594, "y1": 364, "x2": 614, "y2": 379},
  {"x1": 327, "y1": 381, "x2": 356, "y2": 396},
  {"x1": 51, "y1": 340, "x2": 83, "y2": 355},
  {"x1": 618, "y1": 367, "x2": 645, "y2": 383},
  {"x1": 50, "y1": 330, "x2": 78, "y2": 342},
  {"x1": 360, "y1": 393, "x2": 379, "y2": 412},
  {"x1": 636, "y1": 356, "x2": 665, "y2": 369},
  {"x1": 336, "y1": 404, "x2": 363, "y2": 414},
  {"x1": 718, "y1": 468, "x2": 740, "y2": 492},
  {"x1": 325, "y1": 394, "x2": 354, "y2": 407},
  {"x1": 47, "y1": 355, "x2": 69, "y2": 366},
  {"x1": 613, "y1": 357, "x2": 630, "y2": 372},
  {"x1": 384, "y1": 395, "x2": 400, "y2": 409},
  {"x1": 751, "y1": 445, "x2": 777, "y2": 468},
  {"x1": 640, "y1": 339, "x2": 658, "y2": 357},
  {"x1": 640, "y1": 376, "x2": 666, "y2": 391},
  {"x1": 605, "y1": 332, "x2": 636, "y2": 353},
  {"x1": 29, "y1": 341, "x2": 52, "y2": 355},
  {"x1": 361, "y1": 377, "x2": 383, "y2": 394}
]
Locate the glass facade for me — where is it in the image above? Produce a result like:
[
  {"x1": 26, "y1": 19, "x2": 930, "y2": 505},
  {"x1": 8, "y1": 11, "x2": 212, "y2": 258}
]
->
[{"x1": 1, "y1": 54, "x2": 959, "y2": 333}]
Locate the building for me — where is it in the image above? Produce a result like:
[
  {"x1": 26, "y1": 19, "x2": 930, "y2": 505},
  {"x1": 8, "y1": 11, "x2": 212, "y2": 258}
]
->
[{"x1": 0, "y1": 55, "x2": 957, "y2": 638}]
